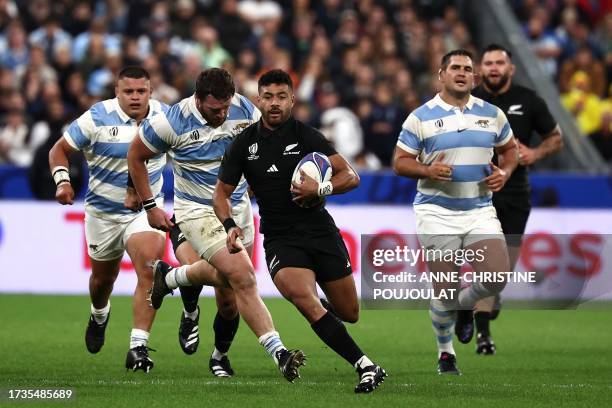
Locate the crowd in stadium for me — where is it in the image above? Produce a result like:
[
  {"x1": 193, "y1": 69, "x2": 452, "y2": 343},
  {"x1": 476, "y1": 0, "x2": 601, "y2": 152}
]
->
[{"x1": 0, "y1": 0, "x2": 610, "y2": 191}]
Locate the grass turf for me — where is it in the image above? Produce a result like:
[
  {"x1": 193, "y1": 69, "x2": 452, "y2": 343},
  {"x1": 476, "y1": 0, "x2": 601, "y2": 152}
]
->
[{"x1": 0, "y1": 295, "x2": 610, "y2": 407}]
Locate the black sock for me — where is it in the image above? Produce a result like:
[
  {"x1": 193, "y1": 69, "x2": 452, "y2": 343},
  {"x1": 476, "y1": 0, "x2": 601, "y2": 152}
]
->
[
  {"x1": 311, "y1": 311, "x2": 364, "y2": 366},
  {"x1": 475, "y1": 311, "x2": 491, "y2": 336},
  {"x1": 179, "y1": 285, "x2": 203, "y2": 313},
  {"x1": 213, "y1": 311, "x2": 240, "y2": 354}
]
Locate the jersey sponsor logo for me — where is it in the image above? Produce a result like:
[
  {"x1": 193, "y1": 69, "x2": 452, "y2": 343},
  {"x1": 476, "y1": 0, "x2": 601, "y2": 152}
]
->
[
  {"x1": 435, "y1": 119, "x2": 444, "y2": 128},
  {"x1": 190, "y1": 130, "x2": 200, "y2": 141},
  {"x1": 283, "y1": 143, "x2": 301, "y2": 155},
  {"x1": 507, "y1": 104, "x2": 523, "y2": 115},
  {"x1": 266, "y1": 164, "x2": 279, "y2": 173},
  {"x1": 248, "y1": 143, "x2": 259, "y2": 160},
  {"x1": 475, "y1": 119, "x2": 490, "y2": 128}
]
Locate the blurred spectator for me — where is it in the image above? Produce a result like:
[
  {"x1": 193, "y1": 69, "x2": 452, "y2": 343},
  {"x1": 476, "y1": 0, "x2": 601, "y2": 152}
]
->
[
  {"x1": 28, "y1": 98, "x2": 83, "y2": 200},
  {"x1": 362, "y1": 81, "x2": 405, "y2": 166},
  {"x1": 193, "y1": 24, "x2": 231, "y2": 69},
  {"x1": 561, "y1": 71, "x2": 604, "y2": 135},
  {"x1": 213, "y1": 0, "x2": 252, "y2": 56},
  {"x1": 72, "y1": 18, "x2": 120, "y2": 63},
  {"x1": 559, "y1": 45, "x2": 606, "y2": 96},
  {"x1": 171, "y1": 0, "x2": 197, "y2": 40},
  {"x1": 28, "y1": 15, "x2": 72, "y2": 62},
  {"x1": 0, "y1": 21, "x2": 29, "y2": 71},
  {"x1": 151, "y1": 69, "x2": 180, "y2": 105},
  {"x1": 590, "y1": 85, "x2": 612, "y2": 161},
  {"x1": 0, "y1": 108, "x2": 31, "y2": 165},
  {"x1": 0, "y1": 0, "x2": 18, "y2": 32},
  {"x1": 238, "y1": 0, "x2": 282, "y2": 36},
  {"x1": 525, "y1": 8, "x2": 561, "y2": 76},
  {"x1": 62, "y1": 1, "x2": 92, "y2": 36}
]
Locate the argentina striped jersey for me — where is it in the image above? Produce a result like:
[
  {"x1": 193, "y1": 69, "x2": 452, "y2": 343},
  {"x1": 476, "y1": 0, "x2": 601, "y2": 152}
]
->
[
  {"x1": 63, "y1": 98, "x2": 169, "y2": 221},
  {"x1": 139, "y1": 93, "x2": 261, "y2": 214},
  {"x1": 397, "y1": 94, "x2": 513, "y2": 211}
]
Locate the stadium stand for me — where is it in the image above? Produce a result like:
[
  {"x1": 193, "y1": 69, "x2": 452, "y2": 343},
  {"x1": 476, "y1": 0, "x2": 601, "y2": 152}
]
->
[{"x1": 0, "y1": 0, "x2": 609, "y2": 203}]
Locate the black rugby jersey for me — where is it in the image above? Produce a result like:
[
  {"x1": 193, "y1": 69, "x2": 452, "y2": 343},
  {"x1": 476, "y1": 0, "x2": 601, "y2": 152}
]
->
[
  {"x1": 472, "y1": 84, "x2": 557, "y2": 193},
  {"x1": 219, "y1": 117, "x2": 337, "y2": 234}
]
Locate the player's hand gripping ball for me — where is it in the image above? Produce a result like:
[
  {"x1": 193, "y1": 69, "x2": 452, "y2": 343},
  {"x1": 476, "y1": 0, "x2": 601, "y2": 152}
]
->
[{"x1": 291, "y1": 152, "x2": 332, "y2": 208}]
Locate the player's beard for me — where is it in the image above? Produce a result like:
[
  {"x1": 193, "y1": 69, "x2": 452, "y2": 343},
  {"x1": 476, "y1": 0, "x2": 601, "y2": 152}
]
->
[{"x1": 483, "y1": 73, "x2": 510, "y2": 93}]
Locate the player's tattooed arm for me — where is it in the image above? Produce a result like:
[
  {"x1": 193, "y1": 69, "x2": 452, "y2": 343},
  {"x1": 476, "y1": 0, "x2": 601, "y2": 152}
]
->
[{"x1": 486, "y1": 137, "x2": 518, "y2": 192}]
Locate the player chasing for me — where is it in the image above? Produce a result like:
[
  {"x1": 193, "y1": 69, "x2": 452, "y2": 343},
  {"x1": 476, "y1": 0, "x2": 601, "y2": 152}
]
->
[
  {"x1": 49, "y1": 66, "x2": 168, "y2": 372},
  {"x1": 127, "y1": 68, "x2": 305, "y2": 382},
  {"x1": 169, "y1": 216, "x2": 241, "y2": 377},
  {"x1": 393, "y1": 50, "x2": 519, "y2": 375},
  {"x1": 472, "y1": 44, "x2": 563, "y2": 354},
  {"x1": 213, "y1": 69, "x2": 387, "y2": 393}
]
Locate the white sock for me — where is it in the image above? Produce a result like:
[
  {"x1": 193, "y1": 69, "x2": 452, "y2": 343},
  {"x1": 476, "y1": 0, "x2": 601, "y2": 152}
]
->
[
  {"x1": 458, "y1": 282, "x2": 492, "y2": 309},
  {"x1": 430, "y1": 299, "x2": 456, "y2": 358},
  {"x1": 184, "y1": 307, "x2": 199, "y2": 320},
  {"x1": 165, "y1": 265, "x2": 191, "y2": 289},
  {"x1": 258, "y1": 331, "x2": 286, "y2": 364},
  {"x1": 354, "y1": 355, "x2": 374, "y2": 370},
  {"x1": 91, "y1": 302, "x2": 110, "y2": 325},
  {"x1": 211, "y1": 348, "x2": 226, "y2": 360},
  {"x1": 130, "y1": 328, "x2": 149, "y2": 349}
]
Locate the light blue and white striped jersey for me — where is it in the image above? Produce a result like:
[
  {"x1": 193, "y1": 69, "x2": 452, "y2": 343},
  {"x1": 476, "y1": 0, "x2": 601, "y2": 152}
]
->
[
  {"x1": 397, "y1": 94, "x2": 513, "y2": 211},
  {"x1": 63, "y1": 98, "x2": 169, "y2": 221},
  {"x1": 139, "y1": 93, "x2": 261, "y2": 215}
]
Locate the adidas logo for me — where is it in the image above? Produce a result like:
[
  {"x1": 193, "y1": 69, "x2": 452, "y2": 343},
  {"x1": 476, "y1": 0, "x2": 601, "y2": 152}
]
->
[{"x1": 266, "y1": 164, "x2": 279, "y2": 173}]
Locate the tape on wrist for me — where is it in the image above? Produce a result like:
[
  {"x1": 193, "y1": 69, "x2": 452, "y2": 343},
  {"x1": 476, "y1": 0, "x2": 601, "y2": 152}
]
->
[
  {"x1": 318, "y1": 181, "x2": 333, "y2": 197},
  {"x1": 142, "y1": 197, "x2": 157, "y2": 211},
  {"x1": 222, "y1": 218, "x2": 237, "y2": 233},
  {"x1": 52, "y1": 166, "x2": 70, "y2": 187}
]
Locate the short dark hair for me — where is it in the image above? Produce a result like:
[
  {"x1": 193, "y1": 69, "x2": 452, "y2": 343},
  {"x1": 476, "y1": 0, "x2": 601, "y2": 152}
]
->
[
  {"x1": 195, "y1": 68, "x2": 235, "y2": 100},
  {"x1": 258, "y1": 69, "x2": 293, "y2": 91},
  {"x1": 440, "y1": 49, "x2": 473, "y2": 70},
  {"x1": 482, "y1": 43, "x2": 513, "y2": 60},
  {"x1": 117, "y1": 66, "x2": 150, "y2": 80}
]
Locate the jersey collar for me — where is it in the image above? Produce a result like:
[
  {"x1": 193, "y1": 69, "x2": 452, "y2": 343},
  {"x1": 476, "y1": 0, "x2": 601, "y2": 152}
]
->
[
  {"x1": 112, "y1": 98, "x2": 155, "y2": 123},
  {"x1": 188, "y1": 95, "x2": 208, "y2": 126},
  {"x1": 433, "y1": 93, "x2": 478, "y2": 111}
]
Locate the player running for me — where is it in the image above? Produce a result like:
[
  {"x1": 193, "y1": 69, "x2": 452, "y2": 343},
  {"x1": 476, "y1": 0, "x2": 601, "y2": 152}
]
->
[
  {"x1": 472, "y1": 44, "x2": 563, "y2": 354},
  {"x1": 214, "y1": 69, "x2": 387, "y2": 393},
  {"x1": 49, "y1": 66, "x2": 167, "y2": 372},
  {"x1": 393, "y1": 50, "x2": 519, "y2": 374},
  {"x1": 127, "y1": 68, "x2": 305, "y2": 382}
]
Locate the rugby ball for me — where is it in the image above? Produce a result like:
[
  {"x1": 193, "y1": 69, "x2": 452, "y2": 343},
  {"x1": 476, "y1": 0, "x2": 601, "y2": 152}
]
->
[{"x1": 291, "y1": 152, "x2": 332, "y2": 207}]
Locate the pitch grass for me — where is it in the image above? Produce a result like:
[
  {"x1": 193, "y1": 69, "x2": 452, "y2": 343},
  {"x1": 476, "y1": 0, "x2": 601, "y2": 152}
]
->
[{"x1": 0, "y1": 295, "x2": 610, "y2": 408}]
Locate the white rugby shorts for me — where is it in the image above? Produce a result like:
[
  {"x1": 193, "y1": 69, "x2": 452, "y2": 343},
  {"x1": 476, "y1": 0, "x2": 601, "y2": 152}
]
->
[
  {"x1": 176, "y1": 197, "x2": 254, "y2": 262},
  {"x1": 85, "y1": 210, "x2": 165, "y2": 261},
  {"x1": 414, "y1": 204, "x2": 504, "y2": 252}
]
